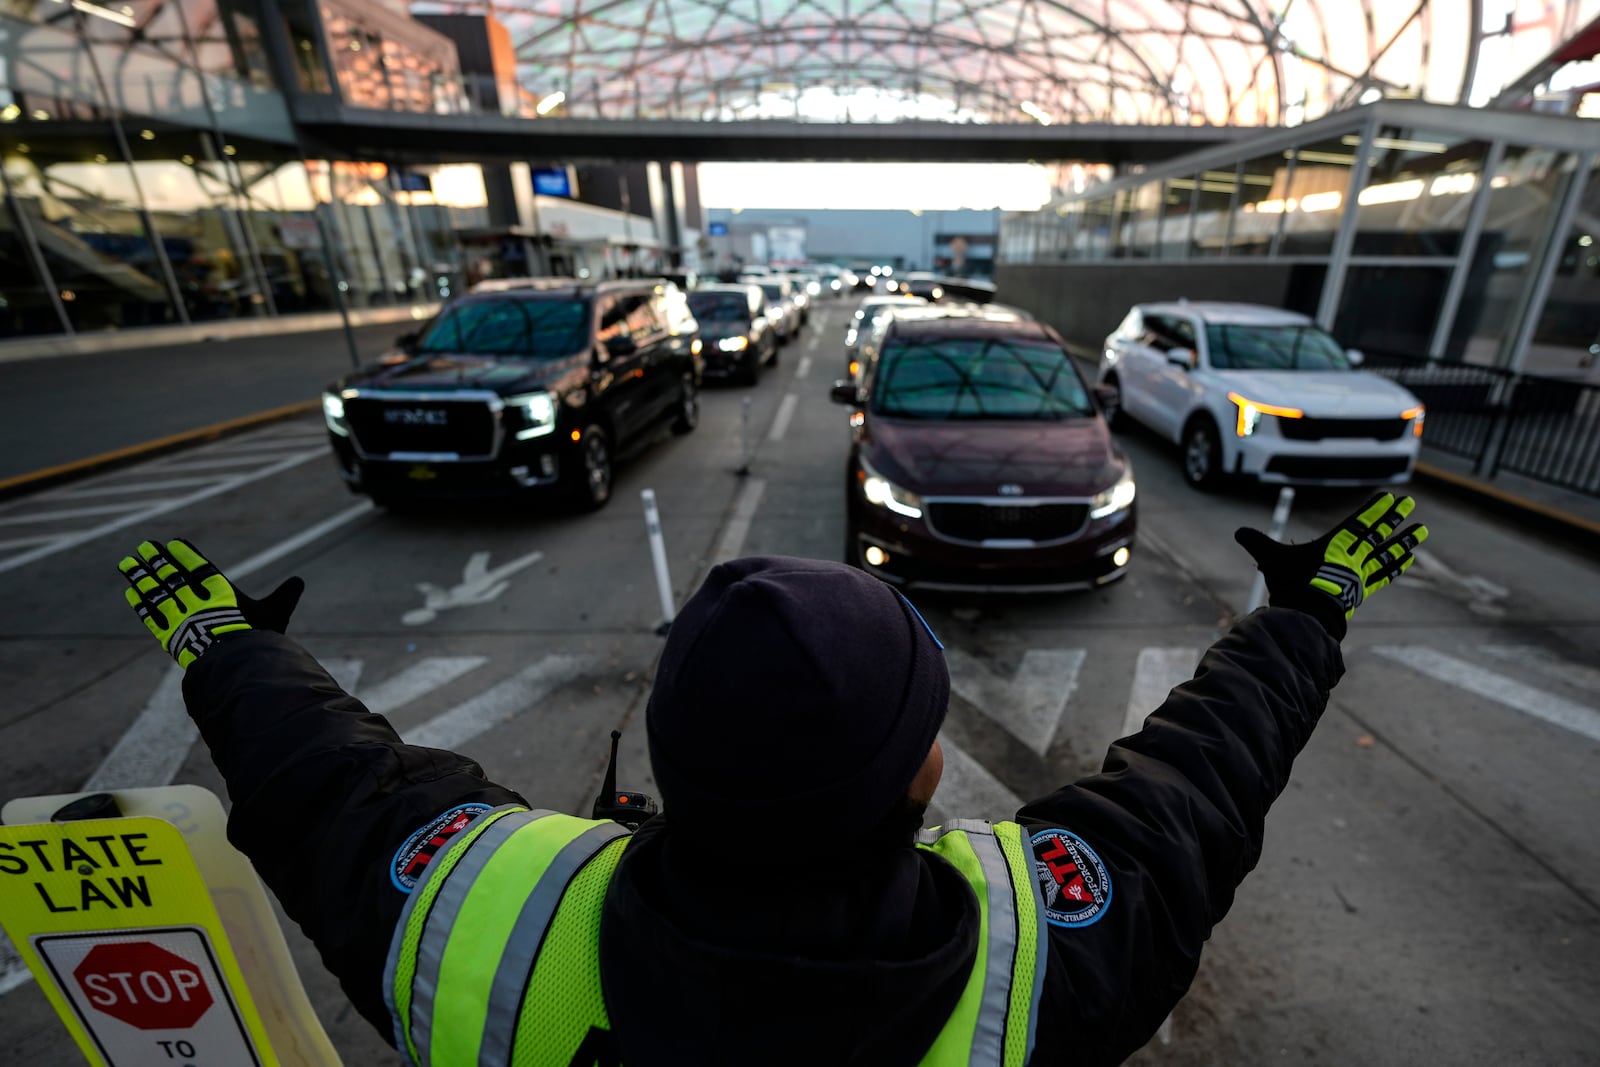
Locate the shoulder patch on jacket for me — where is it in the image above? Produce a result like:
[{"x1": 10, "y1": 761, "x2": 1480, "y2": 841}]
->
[
  {"x1": 391, "y1": 804, "x2": 490, "y2": 892},
  {"x1": 1031, "y1": 828, "x2": 1112, "y2": 928}
]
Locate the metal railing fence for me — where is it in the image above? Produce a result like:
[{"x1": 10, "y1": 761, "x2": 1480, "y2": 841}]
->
[{"x1": 1363, "y1": 350, "x2": 1600, "y2": 497}]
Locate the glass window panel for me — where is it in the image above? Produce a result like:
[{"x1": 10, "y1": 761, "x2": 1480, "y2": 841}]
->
[
  {"x1": 1156, "y1": 177, "x2": 1192, "y2": 259},
  {"x1": 1278, "y1": 135, "x2": 1358, "y2": 257},
  {"x1": 1230, "y1": 148, "x2": 1292, "y2": 256},
  {"x1": 275, "y1": 0, "x2": 331, "y2": 94},
  {"x1": 1527, "y1": 163, "x2": 1600, "y2": 376},
  {"x1": 1113, "y1": 181, "x2": 1159, "y2": 259},
  {"x1": 1450, "y1": 147, "x2": 1575, "y2": 364},
  {"x1": 237, "y1": 153, "x2": 338, "y2": 314},
  {"x1": 1189, "y1": 168, "x2": 1237, "y2": 257},
  {"x1": 1, "y1": 124, "x2": 178, "y2": 329},
  {"x1": 1333, "y1": 265, "x2": 1451, "y2": 356},
  {"x1": 1077, "y1": 197, "x2": 1114, "y2": 259},
  {"x1": 1353, "y1": 127, "x2": 1491, "y2": 257},
  {"x1": 0, "y1": 164, "x2": 66, "y2": 337}
]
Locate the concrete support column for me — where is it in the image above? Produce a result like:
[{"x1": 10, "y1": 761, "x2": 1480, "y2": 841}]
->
[{"x1": 648, "y1": 161, "x2": 683, "y2": 268}]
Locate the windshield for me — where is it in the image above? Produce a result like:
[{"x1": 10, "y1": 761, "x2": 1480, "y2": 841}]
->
[
  {"x1": 418, "y1": 298, "x2": 589, "y2": 357},
  {"x1": 872, "y1": 334, "x2": 1093, "y2": 420},
  {"x1": 1205, "y1": 323, "x2": 1351, "y2": 370},
  {"x1": 759, "y1": 283, "x2": 787, "y2": 302},
  {"x1": 688, "y1": 292, "x2": 750, "y2": 321}
]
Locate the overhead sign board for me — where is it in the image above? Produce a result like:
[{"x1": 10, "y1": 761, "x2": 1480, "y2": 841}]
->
[{"x1": 0, "y1": 815, "x2": 274, "y2": 1065}]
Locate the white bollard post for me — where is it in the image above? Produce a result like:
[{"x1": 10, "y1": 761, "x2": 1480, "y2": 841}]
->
[
  {"x1": 737, "y1": 395, "x2": 752, "y2": 476},
  {"x1": 641, "y1": 489, "x2": 675, "y2": 634},
  {"x1": 1246, "y1": 486, "x2": 1296, "y2": 612}
]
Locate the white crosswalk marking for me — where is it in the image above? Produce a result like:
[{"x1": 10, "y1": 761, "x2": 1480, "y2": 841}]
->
[
  {"x1": 363, "y1": 656, "x2": 488, "y2": 716},
  {"x1": 1479, "y1": 644, "x2": 1600, "y2": 694},
  {"x1": 930, "y1": 736, "x2": 1023, "y2": 825},
  {"x1": 1123, "y1": 648, "x2": 1201, "y2": 738},
  {"x1": 947, "y1": 648, "x2": 1085, "y2": 756},
  {"x1": 1373, "y1": 646, "x2": 1600, "y2": 743},
  {"x1": 404, "y1": 654, "x2": 596, "y2": 750}
]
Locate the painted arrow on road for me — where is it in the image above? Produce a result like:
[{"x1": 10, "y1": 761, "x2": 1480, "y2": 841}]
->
[
  {"x1": 945, "y1": 647, "x2": 1086, "y2": 757},
  {"x1": 403, "y1": 549, "x2": 545, "y2": 625}
]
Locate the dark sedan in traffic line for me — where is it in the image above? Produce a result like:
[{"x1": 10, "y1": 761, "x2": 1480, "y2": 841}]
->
[
  {"x1": 832, "y1": 311, "x2": 1136, "y2": 592},
  {"x1": 688, "y1": 285, "x2": 778, "y2": 384}
]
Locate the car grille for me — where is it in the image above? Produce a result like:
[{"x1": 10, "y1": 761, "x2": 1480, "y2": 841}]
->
[
  {"x1": 926, "y1": 502, "x2": 1088, "y2": 544},
  {"x1": 1279, "y1": 417, "x2": 1408, "y2": 442},
  {"x1": 344, "y1": 397, "x2": 498, "y2": 458},
  {"x1": 1264, "y1": 456, "x2": 1411, "y2": 480}
]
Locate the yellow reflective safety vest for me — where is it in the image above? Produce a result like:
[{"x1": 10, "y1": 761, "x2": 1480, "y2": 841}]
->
[{"x1": 384, "y1": 807, "x2": 1047, "y2": 1066}]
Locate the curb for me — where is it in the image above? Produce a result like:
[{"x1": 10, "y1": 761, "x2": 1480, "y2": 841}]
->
[
  {"x1": 1412, "y1": 461, "x2": 1600, "y2": 551},
  {"x1": 0, "y1": 400, "x2": 322, "y2": 502}
]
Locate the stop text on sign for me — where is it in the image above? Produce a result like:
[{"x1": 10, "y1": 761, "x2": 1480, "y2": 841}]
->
[
  {"x1": 0, "y1": 831, "x2": 163, "y2": 914},
  {"x1": 74, "y1": 941, "x2": 214, "y2": 1030}
]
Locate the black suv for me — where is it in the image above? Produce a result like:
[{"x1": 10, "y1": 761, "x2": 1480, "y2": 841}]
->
[{"x1": 322, "y1": 279, "x2": 702, "y2": 510}]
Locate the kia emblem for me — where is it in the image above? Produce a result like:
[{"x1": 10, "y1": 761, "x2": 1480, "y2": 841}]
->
[{"x1": 998, "y1": 484, "x2": 1024, "y2": 496}]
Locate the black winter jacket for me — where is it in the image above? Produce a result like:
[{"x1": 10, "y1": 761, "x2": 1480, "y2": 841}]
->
[{"x1": 181, "y1": 606, "x2": 1342, "y2": 1066}]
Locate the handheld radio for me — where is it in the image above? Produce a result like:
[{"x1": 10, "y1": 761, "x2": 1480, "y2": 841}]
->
[{"x1": 592, "y1": 729, "x2": 658, "y2": 830}]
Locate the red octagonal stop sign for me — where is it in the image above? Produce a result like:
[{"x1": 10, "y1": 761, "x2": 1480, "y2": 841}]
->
[{"x1": 72, "y1": 941, "x2": 214, "y2": 1030}]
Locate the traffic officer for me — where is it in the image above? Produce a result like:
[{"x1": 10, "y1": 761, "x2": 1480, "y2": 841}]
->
[{"x1": 117, "y1": 492, "x2": 1427, "y2": 1066}]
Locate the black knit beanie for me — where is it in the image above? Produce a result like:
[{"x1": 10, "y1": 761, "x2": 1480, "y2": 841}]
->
[{"x1": 646, "y1": 556, "x2": 949, "y2": 841}]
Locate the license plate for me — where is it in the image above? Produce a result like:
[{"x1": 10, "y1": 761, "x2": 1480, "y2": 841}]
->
[{"x1": 407, "y1": 464, "x2": 437, "y2": 481}]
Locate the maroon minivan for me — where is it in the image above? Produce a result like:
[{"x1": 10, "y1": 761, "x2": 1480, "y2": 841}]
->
[{"x1": 831, "y1": 311, "x2": 1136, "y2": 592}]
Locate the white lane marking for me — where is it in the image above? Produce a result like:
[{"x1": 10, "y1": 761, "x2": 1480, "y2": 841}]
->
[
  {"x1": 47, "y1": 476, "x2": 226, "y2": 500},
  {"x1": 208, "y1": 436, "x2": 329, "y2": 455},
  {"x1": 404, "y1": 654, "x2": 595, "y2": 750},
  {"x1": 1407, "y1": 549, "x2": 1508, "y2": 617},
  {"x1": 768, "y1": 393, "x2": 799, "y2": 442},
  {"x1": 1373, "y1": 646, "x2": 1600, "y2": 743},
  {"x1": 403, "y1": 549, "x2": 545, "y2": 625},
  {"x1": 0, "y1": 534, "x2": 58, "y2": 552},
  {"x1": 1122, "y1": 648, "x2": 1200, "y2": 738},
  {"x1": 1480, "y1": 644, "x2": 1600, "y2": 695},
  {"x1": 0, "y1": 449, "x2": 322, "y2": 576},
  {"x1": 930, "y1": 735, "x2": 1023, "y2": 825},
  {"x1": 0, "y1": 501, "x2": 151, "y2": 527},
  {"x1": 795, "y1": 355, "x2": 813, "y2": 380},
  {"x1": 711, "y1": 478, "x2": 766, "y2": 565},
  {"x1": 362, "y1": 656, "x2": 488, "y2": 716},
  {"x1": 227, "y1": 501, "x2": 374, "y2": 579},
  {"x1": 946, "y1": 648, "x2": 1085, "y2": 757},
  {"x1": 145, "y1": 453, "x2": 308, "y2": 473}
]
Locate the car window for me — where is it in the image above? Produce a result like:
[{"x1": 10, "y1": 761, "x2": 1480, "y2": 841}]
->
[
  {"x1": 1205, "y1": 323, "x2": 1351, "y2": 370},
  {"x1": 871, "y1": 333, "x2": 1094, "y2": 421},
  {"x1": 1115, "y1": 308, "x2": 1143, "y2": 339},
  {"x1": 688, "y1": 292, "x2": 751, "y2": 320},
  {"x1": 626, "y1": 294, "x2": 662, "y2": 344},
  {"x1": 759, "y1": 282, "x2": 788, "y2": 302},
  {"x1": 1140, "y1": 313, "x2": 1195, "y2": 353},
  {"x1": 418, "y1": 297, "x2": 590, "y2": 357}
]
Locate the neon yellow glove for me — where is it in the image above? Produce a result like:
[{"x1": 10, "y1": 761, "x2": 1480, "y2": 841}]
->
[
  {"x1": 118, "y1": 539, "x2": 304, "y2": 669},
  {"x1": 1235, "y1": 492, "x2": 1429, "y2": 638}
]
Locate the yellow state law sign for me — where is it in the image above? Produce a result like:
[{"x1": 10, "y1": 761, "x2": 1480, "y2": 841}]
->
[{"x1": 0, "y1": 813, "x2": 277, "y2": 1066}]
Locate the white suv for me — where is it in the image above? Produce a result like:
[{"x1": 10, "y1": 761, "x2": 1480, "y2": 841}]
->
[{"x1": 1099, "y1": 302, "x2": 1425, "y2": 489}]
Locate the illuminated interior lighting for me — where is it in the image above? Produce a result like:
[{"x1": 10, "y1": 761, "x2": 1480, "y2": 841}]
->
[
  {"x1": 1019, "y1": 101, "x2": 1052, "y2": 126},
  {"x1": 1429, "y1": 172, "x2": 1477, "y2": 197},
  {"x1": 70, "y1": 0, "x2": 137, "y2": 26},
  {"x1": 1294, "y1": 150, "x2": 1358, "y2": 166},
  {"x1": 1298, "y1": 191, "x2": 1342, "y2": 212},
  {"x1": 1358, "y1": 178, "x2": 1425, "y2": 206},
  {"x1": 1342, "y1": 135, "x2": 1449, "y2": 153},
  {"x1": 537, "y1": 91, "x2": 566, "y2": 116}
]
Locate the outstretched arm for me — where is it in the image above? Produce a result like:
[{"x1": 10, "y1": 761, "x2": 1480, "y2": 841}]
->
[
  {"x1": 119, "y1": 539, "x2": 525, "y2": 1039},
  {"x1": 1018, "y1": 493, "x2": 1426, "y2": 1066}
]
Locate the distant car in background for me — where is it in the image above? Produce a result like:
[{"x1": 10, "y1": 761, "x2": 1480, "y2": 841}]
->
[
  {"x1": 743, "y1": 275, "x2": 801, "y2": 341},
  {"x1": 1098, "y1": 301, "x2": 1425, "y2": 489},
  {"x1": 846, "y1": 294, "x2": 926, "y2": 373},
  {"x1": 689, "y1": 284, "x2": 778, "y2": 384}
]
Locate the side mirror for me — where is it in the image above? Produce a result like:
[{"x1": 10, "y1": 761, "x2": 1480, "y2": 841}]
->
[
  {"x1": 1167, "y1": 347, "x2": 1196, "y2": 370},
  {"x1": 830, "y1": 380, "x2": 862, "y2": 406},
  {"x1": 1092, "y1": 383, "x2": 1118, "y2": 411},
  {"x1": 605, "y1": 335, "x2": 638, "y2": 357},
  {"x1": 396, "y1": 331, "x2": 419, "y2": 354},
  {"x1": 1345, "y1": 348, "x2": 1365, "y2": 367}
]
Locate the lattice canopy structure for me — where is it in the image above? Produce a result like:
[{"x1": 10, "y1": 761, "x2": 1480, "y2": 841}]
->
[{"x1": 417, "y1": 0, "x2": 1600, "y2": 126}]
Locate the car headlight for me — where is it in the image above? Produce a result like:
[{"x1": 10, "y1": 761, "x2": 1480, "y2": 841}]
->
[
  {"x1": 1228, "y1": 392, "x2": 1303, "y2": 437},
  {"x1": 1089, "y1": 467, "x2": 1136, "y2": 519},
  {"x1": 1402, "y1": 404, "x2": 1425, "y2": 438},
  {"x1": 691, "y1": 338, "x2": 703, "y2": 356},
  {"x1": 507, "y1": 390, "x2": 557, "y2": 440},
  {"x1": 831, "y1": 279, "x2": 842, "y2": 290},
  {"x1": 718, "y1": 336, "x2": 749, "y2": 352},
  {"x1": 858, "y1": 458, "x2": 923, "y2": 519},
  {"x1": 322, "y1": 392, "x2": 348, "y2": 436},
  {"x1": 845, "y1": 327, "x2": 858, "y2": 347}
]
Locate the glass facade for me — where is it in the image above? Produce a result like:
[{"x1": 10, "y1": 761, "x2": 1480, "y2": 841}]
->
[{"x1": 1000, "y1": 101, "x2": 1600, "y2": 375}]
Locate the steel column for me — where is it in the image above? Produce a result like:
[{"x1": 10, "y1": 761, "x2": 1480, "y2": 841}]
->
[
  {"x1": 1427, "y1": 140, "x2": 1504, "y2": 360},
  {"x1": 1316, "y1": 112, "x2": 1380, "y2": 330}
]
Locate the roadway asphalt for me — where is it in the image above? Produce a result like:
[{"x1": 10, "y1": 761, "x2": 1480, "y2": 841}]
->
[
  {"x1": 0, "y1": 322, "x2": 409, "y2": 481},
  {"x1": 0, "y1": 299, "x2": 1596, "y2": 1065}
]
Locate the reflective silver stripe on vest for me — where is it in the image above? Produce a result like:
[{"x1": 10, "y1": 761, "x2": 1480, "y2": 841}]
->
[
  {"x1": 383, "y1": 804, "x2": 525, "y2": 1065},
  {"x1": 1021, "y1": 829, "x2": 1049, "y2": 1065},
  {"x1": 945, "y1": 819, "x2": 1020, "y2": 1067},
  {"x1": 476, "y1": 821, "x2": 628, "y2": 1067},
  {"x1": 410, "y1": 809, "x2": 547, "y2": 1064}
]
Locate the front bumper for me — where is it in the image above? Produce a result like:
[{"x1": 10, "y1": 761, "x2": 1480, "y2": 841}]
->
[
  {"x1": 330, "y1": 432, "x2": 565, "y2": 499},
  {"x1": 1230, "y1": 427, "x2": 1420, "y2": 486},
  {"x1": 850, "y1": 498, "x2": 1137, "y2": 593}
]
